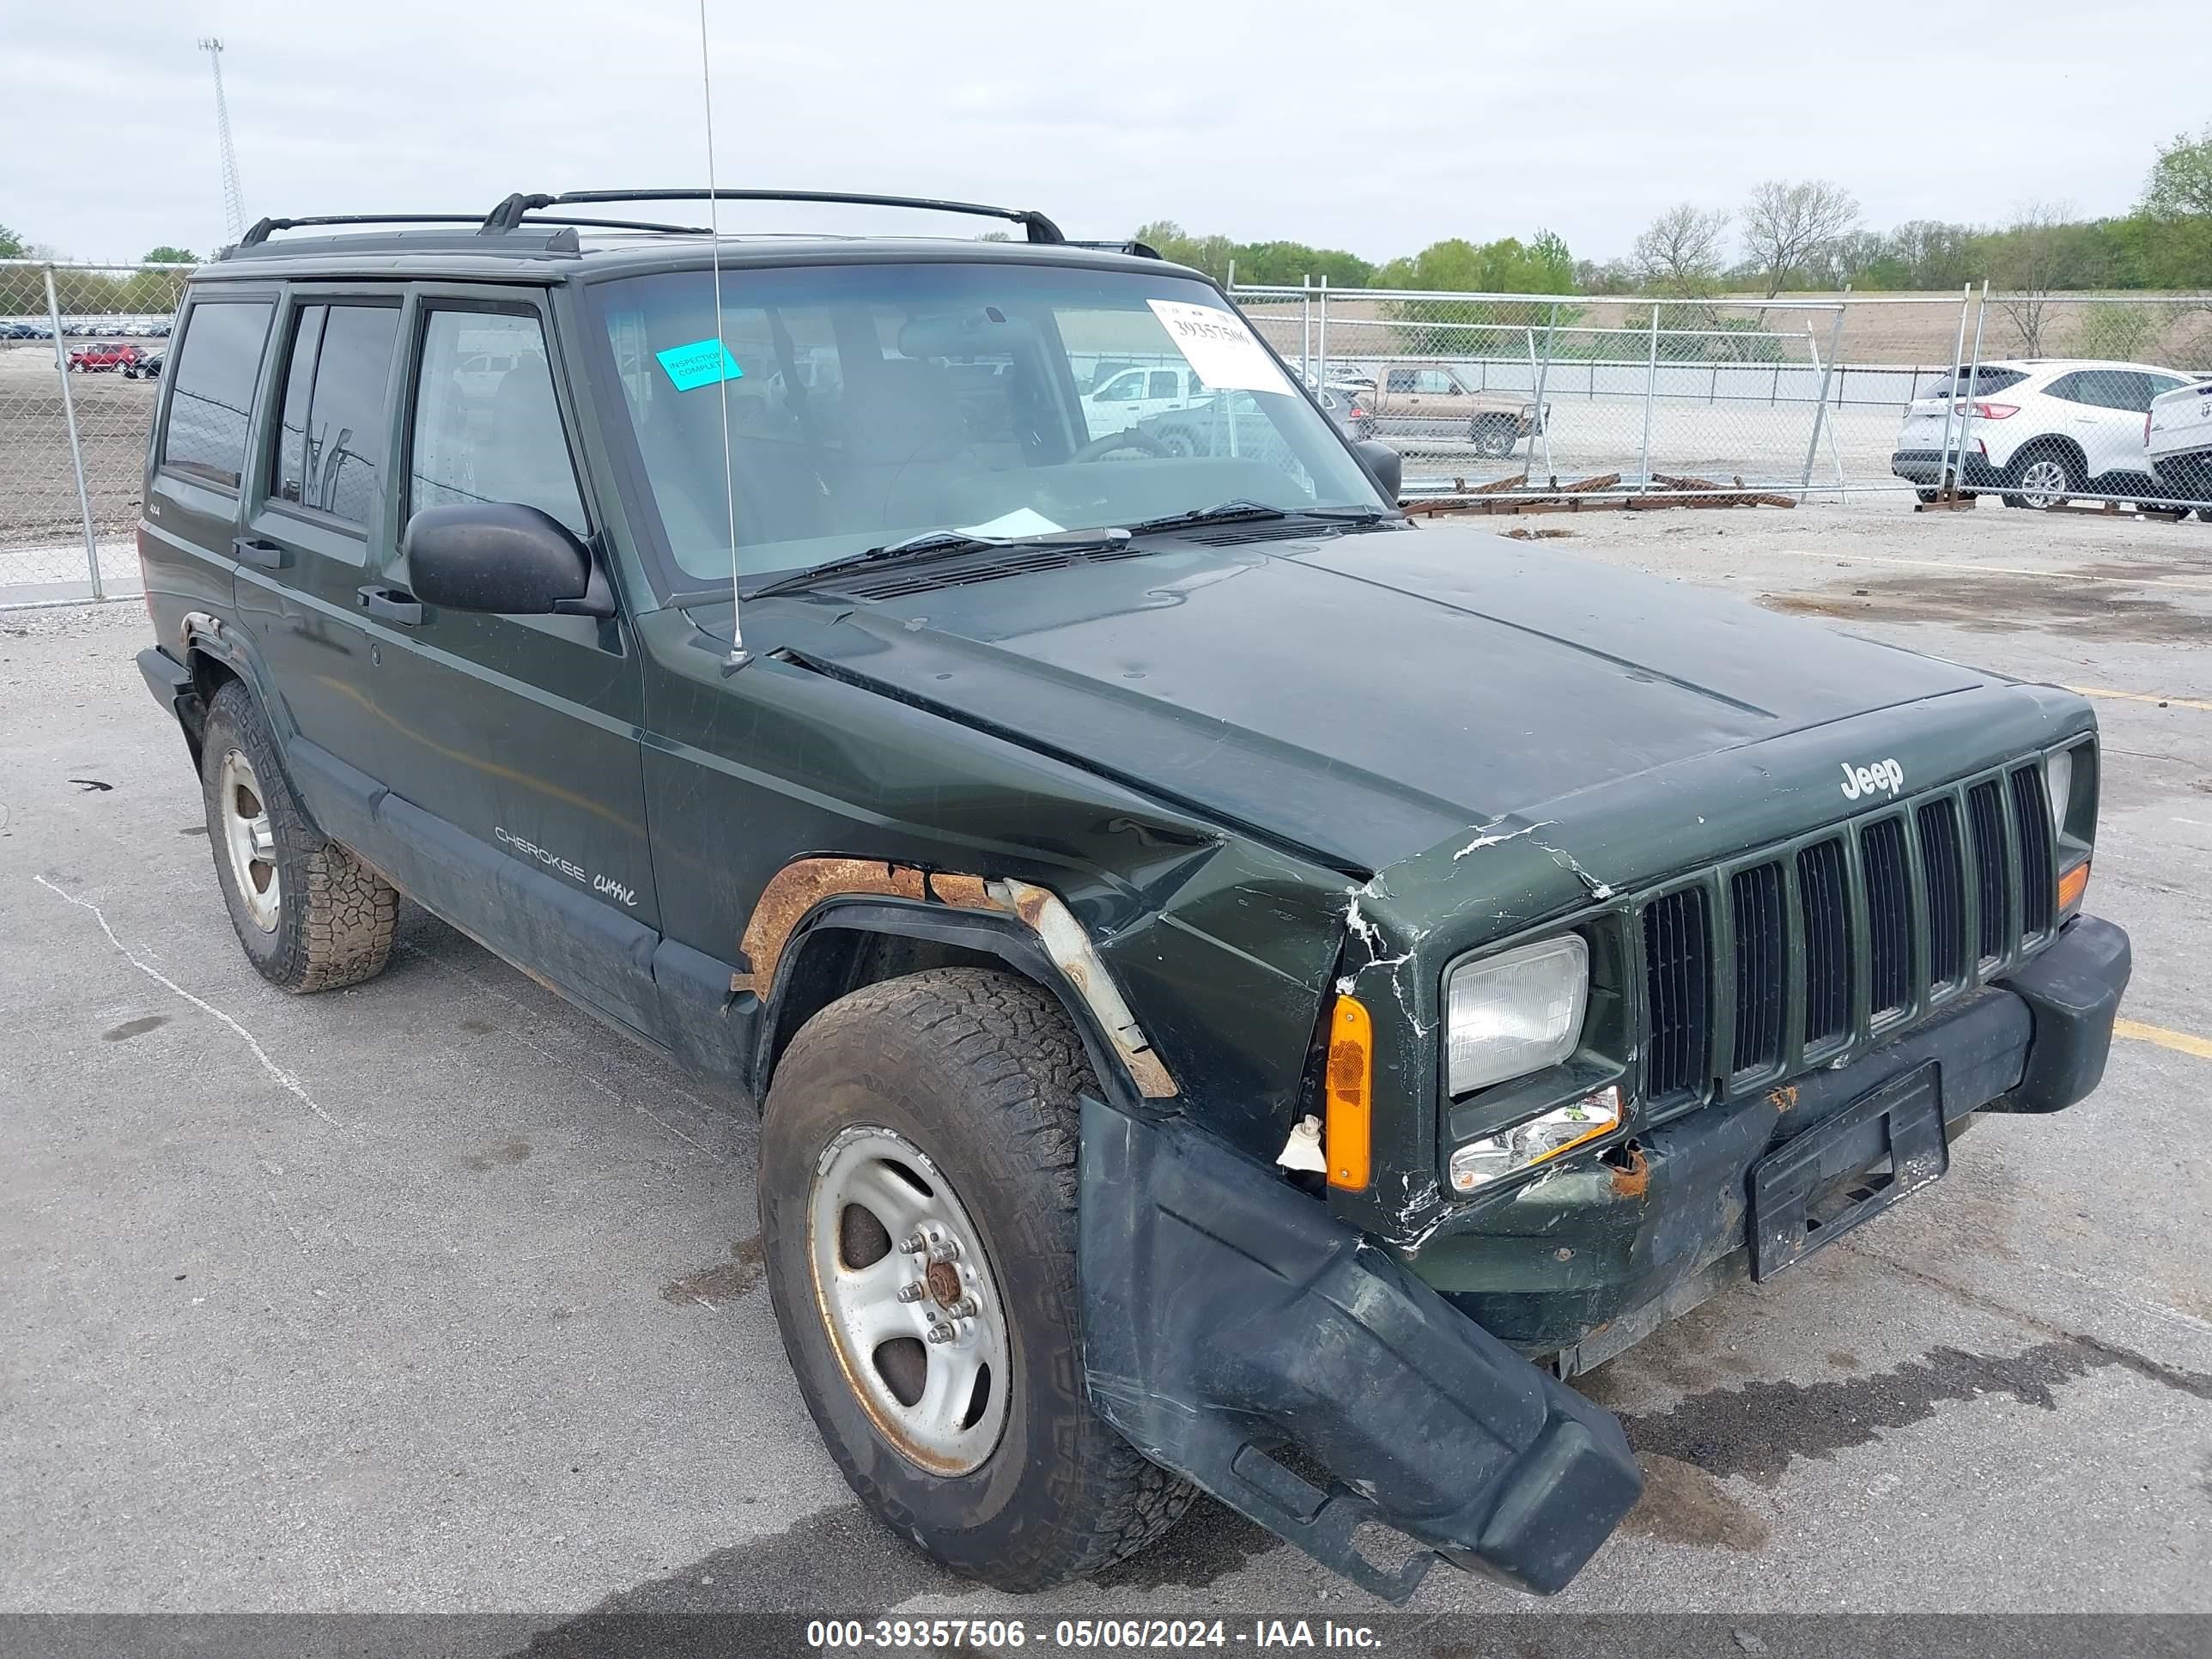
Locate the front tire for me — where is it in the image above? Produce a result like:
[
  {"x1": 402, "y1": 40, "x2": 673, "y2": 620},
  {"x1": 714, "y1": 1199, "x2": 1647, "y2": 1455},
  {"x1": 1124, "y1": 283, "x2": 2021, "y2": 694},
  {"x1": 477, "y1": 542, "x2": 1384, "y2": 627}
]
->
[
  {"x1": 758, "y1": 967, "x2": 1194, "y2": 1592},
  {"x1": 200, "y1": 680, "x2": 398, "y2": 993}
]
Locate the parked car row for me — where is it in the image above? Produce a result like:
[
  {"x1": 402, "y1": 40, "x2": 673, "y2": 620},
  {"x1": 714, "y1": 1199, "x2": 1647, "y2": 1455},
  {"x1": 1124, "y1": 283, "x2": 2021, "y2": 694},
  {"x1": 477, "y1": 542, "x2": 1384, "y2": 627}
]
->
[
  {"x1": 0, "y1": 317, "x2": 173, "y2": 341},
  {"x1": 1891, "y1": 358, "x2": 2211, "y2": 511}
]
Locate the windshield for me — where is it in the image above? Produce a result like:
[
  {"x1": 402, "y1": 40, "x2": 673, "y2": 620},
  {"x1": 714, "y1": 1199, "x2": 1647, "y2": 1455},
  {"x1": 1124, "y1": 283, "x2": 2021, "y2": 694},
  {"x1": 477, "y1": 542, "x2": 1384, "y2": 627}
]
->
[{"x1": 581, "y1": 261, "x2": 1386, "y2": 593}]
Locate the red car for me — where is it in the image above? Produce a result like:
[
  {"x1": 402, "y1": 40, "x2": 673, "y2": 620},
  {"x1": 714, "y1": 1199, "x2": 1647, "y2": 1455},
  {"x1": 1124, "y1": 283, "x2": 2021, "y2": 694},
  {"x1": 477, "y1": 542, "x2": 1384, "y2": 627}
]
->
[{"x1": 66, "y1": 342, "x2": 143, "y2": 373}]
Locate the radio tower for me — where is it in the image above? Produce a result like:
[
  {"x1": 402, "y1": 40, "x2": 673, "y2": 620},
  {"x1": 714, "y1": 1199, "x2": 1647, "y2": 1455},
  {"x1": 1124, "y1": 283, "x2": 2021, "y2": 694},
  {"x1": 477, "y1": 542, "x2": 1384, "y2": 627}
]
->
[{"x1": 198, "y1": 38, "x2": 246, "y2": 245}]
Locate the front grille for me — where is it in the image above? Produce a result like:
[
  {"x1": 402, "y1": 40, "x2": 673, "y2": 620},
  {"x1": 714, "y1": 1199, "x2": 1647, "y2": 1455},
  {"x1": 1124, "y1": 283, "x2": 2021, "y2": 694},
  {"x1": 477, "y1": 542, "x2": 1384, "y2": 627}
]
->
[
  {"x1": 1638, "y1": 759, "x2": 2065, "y2": 1107},
  {"x1": 1917, "y1": 798, "x2": 1967, "y2": 987},
  {"x1": 1861, "y1": 817, "x2": 1914, "y2": 1018},
  {"x1": 1797, "y1": 838, "x2": 1852, "y2": 1047},
  {"x1": 1968, "y1": 781, "x2": 2009, "y2": 961},
  {"x1": 2012, "y1": 767, "x2": 2056, "y2": 937},
  {"x1": 1643, "y1": 887, "x2": 1711, "y2": 1098},
  {"x1": 1729, "y1": 863, "x2": 1785, "y2": 1073}
]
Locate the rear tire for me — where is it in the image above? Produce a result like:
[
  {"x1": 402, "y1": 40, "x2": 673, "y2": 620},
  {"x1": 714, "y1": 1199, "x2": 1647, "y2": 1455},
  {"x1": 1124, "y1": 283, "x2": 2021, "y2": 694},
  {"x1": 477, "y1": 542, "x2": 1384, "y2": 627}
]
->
[
  {"x1": 1472, "y1": 416, "x2": 1517, "y2": 459},
  {"x1": 2001, "y1": 443, "x2": 2083, "y2": 510},
  {"x1": 757, "y1": 967, "x2": 1194, "y2": 1592},
  {"x1": 200, "y1": 680, "x2": 398, "y2": 994}
]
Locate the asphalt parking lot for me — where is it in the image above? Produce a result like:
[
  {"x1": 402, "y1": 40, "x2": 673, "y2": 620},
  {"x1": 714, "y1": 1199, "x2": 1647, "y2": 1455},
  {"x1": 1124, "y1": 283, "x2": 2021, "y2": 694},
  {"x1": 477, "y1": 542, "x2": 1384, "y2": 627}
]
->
[{"x1": 3, "y1": 499, "x2": 2209, "y2": 1640}]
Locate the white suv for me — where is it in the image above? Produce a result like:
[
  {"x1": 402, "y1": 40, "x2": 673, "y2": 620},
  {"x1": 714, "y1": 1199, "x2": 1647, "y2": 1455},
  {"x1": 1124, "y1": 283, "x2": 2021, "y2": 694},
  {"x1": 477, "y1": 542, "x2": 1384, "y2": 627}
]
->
[
  {"x1": 1890, "y1": 358, "x2": 2196, "y2": 508},
  {"x1": 2146, "y1": 377, "x2": 2212, "y2": 517}
]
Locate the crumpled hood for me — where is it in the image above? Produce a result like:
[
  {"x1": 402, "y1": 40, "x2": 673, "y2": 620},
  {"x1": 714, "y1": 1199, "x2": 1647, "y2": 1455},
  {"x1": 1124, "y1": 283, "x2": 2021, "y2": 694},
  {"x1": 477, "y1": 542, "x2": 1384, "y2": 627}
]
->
[{"x1": 734, "y1": 523, "x2": 2016, "y2": 877}]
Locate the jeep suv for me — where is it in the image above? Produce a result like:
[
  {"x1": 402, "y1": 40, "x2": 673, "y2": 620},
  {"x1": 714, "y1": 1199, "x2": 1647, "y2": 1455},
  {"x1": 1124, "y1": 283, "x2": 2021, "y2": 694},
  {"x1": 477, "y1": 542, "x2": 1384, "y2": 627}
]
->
[{"x1": 133, "y1": 190, "x2": 2130, "y2": 1604}]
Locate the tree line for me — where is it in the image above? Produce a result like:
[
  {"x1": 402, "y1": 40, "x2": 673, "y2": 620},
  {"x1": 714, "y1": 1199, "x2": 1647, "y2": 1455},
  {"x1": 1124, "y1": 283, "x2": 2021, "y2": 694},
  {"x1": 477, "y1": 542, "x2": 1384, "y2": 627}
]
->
[{"x1": 1136, "y1": 124, "x2": 2211, "y2": 298}]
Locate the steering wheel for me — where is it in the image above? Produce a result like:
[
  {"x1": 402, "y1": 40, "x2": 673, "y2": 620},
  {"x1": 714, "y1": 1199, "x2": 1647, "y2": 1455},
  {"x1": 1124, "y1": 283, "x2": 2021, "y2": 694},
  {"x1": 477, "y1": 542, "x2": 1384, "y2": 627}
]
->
[{"x1": 1069, "y1": 428, "x2": 1172, "y2": 463}]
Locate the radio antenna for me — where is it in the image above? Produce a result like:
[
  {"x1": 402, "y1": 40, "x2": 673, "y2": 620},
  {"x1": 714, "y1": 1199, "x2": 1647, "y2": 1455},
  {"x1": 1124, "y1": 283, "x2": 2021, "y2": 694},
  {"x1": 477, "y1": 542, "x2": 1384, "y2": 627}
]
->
[{"x1": 697, "y1": 0, "x2": 747, "y2": 669}]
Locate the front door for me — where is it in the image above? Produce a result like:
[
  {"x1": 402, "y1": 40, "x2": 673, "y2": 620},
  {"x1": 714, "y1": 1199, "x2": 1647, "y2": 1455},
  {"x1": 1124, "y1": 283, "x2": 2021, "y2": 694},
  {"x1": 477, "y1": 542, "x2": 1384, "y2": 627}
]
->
[{"x1": 363, "y1": 289, "x2": 663, "y2": 1035}]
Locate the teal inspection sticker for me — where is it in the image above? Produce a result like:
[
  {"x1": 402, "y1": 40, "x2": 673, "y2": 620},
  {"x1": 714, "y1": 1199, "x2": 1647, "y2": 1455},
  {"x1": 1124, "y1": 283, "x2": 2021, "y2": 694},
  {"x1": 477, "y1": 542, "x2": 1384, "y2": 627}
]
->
[{"x1": 654, "y1": 338, "x2": 744, "y2": 391}]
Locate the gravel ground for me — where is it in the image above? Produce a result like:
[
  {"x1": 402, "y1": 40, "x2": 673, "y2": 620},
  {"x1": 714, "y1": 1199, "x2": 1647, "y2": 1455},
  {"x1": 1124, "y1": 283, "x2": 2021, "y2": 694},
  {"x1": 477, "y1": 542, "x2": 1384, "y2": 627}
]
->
[{"x1": 2, "y1": 499, "x2": 2208, "y2": 1642}]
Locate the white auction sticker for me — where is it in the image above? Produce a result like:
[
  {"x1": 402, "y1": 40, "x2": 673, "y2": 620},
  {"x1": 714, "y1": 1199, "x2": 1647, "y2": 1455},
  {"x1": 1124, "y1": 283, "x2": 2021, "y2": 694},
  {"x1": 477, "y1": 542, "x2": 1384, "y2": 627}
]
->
[{"x1": 1146, "y1": 300, "x2": 1292, "y2": 395}]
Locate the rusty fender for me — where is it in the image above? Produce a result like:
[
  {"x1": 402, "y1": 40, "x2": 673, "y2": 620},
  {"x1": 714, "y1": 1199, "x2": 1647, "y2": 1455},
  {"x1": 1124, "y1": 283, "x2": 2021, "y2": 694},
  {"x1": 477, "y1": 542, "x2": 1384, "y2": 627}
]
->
[{"x1": 731, "y1": 857, "x2": 1177, "y2": 1099}]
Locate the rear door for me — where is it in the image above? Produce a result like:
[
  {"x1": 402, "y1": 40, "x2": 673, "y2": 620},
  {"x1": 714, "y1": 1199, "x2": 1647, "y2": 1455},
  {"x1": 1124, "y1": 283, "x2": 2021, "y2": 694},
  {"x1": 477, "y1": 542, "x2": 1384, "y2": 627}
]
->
[
  {"x1": 230, "y1": 289, "x2": 405, "y2": 838},
  {"x1": 142, "y1": 289, "x2": 276, "y2": 652},
  {"x1": 2067, "y1": 370, "x2": 2167, "y2": 481},
  {"x1": 362, "y1": 286, "x2": 661, "y2": 1034}
]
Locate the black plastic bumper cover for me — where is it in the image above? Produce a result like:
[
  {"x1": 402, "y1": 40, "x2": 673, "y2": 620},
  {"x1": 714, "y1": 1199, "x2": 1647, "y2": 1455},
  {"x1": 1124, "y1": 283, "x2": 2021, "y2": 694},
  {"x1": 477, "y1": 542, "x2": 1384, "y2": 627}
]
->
[
  {"x1": 1996, "y1": 914, "x2": 2130, "y2": 1112},
  {"x1": 1078, "y1": 1096, "x2": 1643, "y2": 1602}
]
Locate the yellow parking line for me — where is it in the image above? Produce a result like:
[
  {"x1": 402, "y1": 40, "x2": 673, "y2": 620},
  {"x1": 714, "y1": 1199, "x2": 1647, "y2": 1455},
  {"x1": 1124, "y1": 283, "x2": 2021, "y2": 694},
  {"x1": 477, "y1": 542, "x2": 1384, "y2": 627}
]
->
[
  {"x1": 2064, "y1": 685, "x2": 2212, "y2": 714},
  {"x1": 2114, "y1": 1018, "x2": 2212, "y2": 1060}
]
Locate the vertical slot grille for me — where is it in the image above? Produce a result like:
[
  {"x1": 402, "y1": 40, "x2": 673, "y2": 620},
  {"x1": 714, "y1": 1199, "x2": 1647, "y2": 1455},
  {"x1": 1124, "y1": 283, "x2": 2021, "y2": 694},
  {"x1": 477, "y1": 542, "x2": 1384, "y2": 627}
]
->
[
  {"x1": 1643, "y1": 887, "x2": 1711, "y2": 1098},
  {"x1": 2012, "y1": 767, "x2": 2055, "y2": 937},
  {"x1": 1968, "y1": 780, "x2": 2010, "y2": 962},
  {"x1": 1917, "y1": 797, "x2": 1967, "y2": 988},
  {"x1": 1797, "y1": 838, "x2": 1851, "y2": 1046},
  {"x1": 1729, "y1": 863, "x2": 1785, "y2": 1073},
  {"x1": 1861, "y1": 817, "x2": 1914, "y2": 1017}
]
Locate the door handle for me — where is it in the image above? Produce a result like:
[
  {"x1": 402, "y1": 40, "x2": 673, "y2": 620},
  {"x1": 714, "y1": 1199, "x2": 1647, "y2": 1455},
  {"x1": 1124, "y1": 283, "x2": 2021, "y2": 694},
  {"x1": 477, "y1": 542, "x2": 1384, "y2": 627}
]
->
[
  {"x1": 356, "y1": 585, "x2": 423, "y2": 626},
  {"x1": 232, "y1": 537, "x2": 287, "y2": 571}
]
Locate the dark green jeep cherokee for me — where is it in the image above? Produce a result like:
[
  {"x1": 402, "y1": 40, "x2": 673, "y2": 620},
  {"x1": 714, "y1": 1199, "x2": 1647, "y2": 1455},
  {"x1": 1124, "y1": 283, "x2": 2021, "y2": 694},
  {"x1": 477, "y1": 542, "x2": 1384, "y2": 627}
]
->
[{"x1": 135, "y1": 191, "x2": 2130, "y2": 1602}]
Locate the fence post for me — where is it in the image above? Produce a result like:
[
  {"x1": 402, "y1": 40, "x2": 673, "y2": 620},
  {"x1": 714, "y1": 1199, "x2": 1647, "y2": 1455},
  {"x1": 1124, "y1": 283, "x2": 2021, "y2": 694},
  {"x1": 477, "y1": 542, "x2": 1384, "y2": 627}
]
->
[
  {"x1": 1951, "y1": 282, "x2": 1990, "y2": 495},
  {"x1": 1301, "y1": 275, "x2": 1312, "y2": 382},
  {"x1": 1799, "y1": 297, "x2": 1847, "y2": 495},
  {"x1": 1529, "y1": 303, "x2": 1558, "y2": 477},
  {"x1": 1316, "y1": 274, "x2": 1328, "y2": 387},
  {"x1": 1934, "y1": 283, "x2": 1971, "y2": 493},
  {"x1": 1638, "y1": 303, "x2": 1660, "y2": 486},
  {"x1": 45, "y1": 264, "x2": 104, "y2": 601}
]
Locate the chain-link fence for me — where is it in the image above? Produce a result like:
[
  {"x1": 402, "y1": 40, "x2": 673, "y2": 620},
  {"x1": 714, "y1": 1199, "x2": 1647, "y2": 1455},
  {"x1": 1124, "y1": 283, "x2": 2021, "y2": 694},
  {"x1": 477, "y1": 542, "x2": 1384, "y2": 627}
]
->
[
  {"x1": 1, "y1": 259, "x2": 190, "y2": 606},
  {"x1": 1233, "y1": 279, "x2": 2212, "y2": 513}
]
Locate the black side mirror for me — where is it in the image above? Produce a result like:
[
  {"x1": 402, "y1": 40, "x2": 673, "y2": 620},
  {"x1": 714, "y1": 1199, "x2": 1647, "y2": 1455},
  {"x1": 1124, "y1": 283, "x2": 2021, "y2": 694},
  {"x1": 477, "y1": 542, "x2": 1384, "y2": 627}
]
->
[
  {"x1": 401, "y1": 503, "x2": 611, "y2": 617},
  {"x1": 1355, "y1": 440, "x2": 1402, "y2": 502}
]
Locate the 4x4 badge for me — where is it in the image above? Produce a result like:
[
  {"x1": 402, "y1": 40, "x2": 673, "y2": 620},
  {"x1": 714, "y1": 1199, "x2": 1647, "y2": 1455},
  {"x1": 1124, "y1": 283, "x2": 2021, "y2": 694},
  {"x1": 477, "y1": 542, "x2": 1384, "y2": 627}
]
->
[{"x1": 1840, "y1": 758, "x2": 1905, "y2": 800}]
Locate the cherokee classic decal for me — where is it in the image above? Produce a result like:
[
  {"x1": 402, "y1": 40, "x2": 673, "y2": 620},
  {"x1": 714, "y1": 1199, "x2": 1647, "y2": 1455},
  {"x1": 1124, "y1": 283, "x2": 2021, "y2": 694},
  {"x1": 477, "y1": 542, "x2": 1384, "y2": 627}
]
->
[
  {"x1": 1839, "y1": 758, "x2": 1905, "y2": 800},
  {"x1": 495, "y1": 826, "x2": 638, "y2": 907}
]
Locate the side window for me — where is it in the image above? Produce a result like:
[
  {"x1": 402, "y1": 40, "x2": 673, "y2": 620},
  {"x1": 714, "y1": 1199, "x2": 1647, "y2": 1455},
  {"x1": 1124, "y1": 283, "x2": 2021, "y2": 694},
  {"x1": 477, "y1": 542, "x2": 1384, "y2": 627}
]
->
[
  {"x1": 273, "y1": 305, "x2": 327, "y2": 504},
  {"x1": 1414, "y1": 368, "x2": 1455, "y2": 394},
  {"x1": 2043, "y1": 373, "x2": 2087, "y2": 405},
  {"x1": 1146, "y1": 369, "x2": 1181, "y2": 399},
  {"x1": 409, "y1": 310, "x2": 587, "y2": 536},
  {"x1": 1384, "y1": 368, "x2": 1417, "y2": 393},
  {"x1": 159, "y1": 299, "x2": 274, "y2": 489},
  {"x1": 1097, "y1": 370, "x2": 1144, "y2": 401},
  {"x1": 2107, "y1": 373, "x2": 2157, "y2": 413},
  {"x1": 305, "y1": 307, "x2": 401, "y2": 524},
  {"x1": 2147, "y1": 375, "x2": 2188, "y2": 401}
]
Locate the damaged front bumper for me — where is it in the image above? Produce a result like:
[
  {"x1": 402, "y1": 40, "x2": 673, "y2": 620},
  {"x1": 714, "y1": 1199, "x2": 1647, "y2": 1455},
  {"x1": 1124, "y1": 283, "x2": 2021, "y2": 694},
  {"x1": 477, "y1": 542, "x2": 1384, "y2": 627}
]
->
[
  {"x1": 1418, "y1": 914, "x2": 2132, "y2": 1370},
  {"x1": 1078, "y1": 1095, "x2": 1644, "y2": 1603}
]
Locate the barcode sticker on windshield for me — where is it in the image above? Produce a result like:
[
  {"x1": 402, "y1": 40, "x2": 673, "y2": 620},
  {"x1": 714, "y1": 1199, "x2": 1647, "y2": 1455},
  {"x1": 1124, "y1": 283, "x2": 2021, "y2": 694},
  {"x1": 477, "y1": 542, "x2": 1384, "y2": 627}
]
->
[
  {"x1": 655, "y1": 338, "x2": 744, "y2": 392},
  {"x1": 1146, "y1": 301, "x2": 1291, "y2": 396}
]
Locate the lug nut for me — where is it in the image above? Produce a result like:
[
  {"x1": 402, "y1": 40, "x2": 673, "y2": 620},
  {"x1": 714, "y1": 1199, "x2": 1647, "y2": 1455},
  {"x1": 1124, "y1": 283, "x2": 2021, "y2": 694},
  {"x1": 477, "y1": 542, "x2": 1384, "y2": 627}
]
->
[
  {"x1": 926, "y1": 1236, "x2": 961, "y2": 1264},
  {"x1": 898, "y1": 1232, "x2": 927, "y2": 1255},
  {"x1": 947, "y1": 1295, "x2": 978, "y2": 1318},
  {"x1": 896, "y1": 1282, "x2": 926, "y2": 1303},
  {"x1": 926, "y1": 1324, "x2": 952, "y2": 1344}
]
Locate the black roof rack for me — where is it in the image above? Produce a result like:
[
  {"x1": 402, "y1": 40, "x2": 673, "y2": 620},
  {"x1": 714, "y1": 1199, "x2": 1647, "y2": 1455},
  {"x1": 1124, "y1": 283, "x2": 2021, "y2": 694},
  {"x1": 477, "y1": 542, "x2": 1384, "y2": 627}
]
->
[
  {"x1": 227, "y1": 191, "x2": 1088, "y2": 260},
  {"x1": 483, "y1": 189, "x2": 1066, "y2": 244}
]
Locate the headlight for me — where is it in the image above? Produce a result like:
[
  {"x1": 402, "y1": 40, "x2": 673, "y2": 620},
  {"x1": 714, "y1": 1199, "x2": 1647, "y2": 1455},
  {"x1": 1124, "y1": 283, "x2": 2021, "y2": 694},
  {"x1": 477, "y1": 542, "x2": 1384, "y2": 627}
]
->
[
  {"x1": 2045, "y1": 745, "x2": 2073, "y2": 834},
  {"x1": 1445, "y1": 933, "x2": 1589, "y2": 1095},
  {"x1": 1450, "y1": 1085, "x2": 1623, "y2": 1193}
]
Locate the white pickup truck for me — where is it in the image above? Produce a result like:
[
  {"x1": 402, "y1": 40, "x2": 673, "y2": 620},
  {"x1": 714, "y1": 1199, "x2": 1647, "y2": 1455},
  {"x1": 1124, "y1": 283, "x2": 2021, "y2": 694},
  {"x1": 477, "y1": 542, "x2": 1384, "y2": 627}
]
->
[
  {"x1": 2146, "y1": 377, "x2": 2212, "y2": 515},
  {"x1": 1081, "y1": 363, "x2": 1207, "y2": 440}
]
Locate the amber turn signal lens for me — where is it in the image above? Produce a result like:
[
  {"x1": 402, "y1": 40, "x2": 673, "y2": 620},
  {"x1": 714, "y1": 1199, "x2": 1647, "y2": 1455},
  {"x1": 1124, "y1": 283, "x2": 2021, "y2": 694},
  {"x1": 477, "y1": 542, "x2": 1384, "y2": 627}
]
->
[
  {"x1": 2057, "y1": 860, "x2": 2090, "y2": 914},
  {"x1": 1324, "y1": 994, "x2": 1372, "y2": 1192}
]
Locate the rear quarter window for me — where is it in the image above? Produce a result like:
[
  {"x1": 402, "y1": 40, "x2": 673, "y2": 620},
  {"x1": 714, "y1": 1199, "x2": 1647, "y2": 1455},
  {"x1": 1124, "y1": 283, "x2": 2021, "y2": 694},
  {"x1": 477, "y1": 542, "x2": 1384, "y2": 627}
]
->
[{"x1": 159, "y1": 298, "x2": 275, "y2": 489}]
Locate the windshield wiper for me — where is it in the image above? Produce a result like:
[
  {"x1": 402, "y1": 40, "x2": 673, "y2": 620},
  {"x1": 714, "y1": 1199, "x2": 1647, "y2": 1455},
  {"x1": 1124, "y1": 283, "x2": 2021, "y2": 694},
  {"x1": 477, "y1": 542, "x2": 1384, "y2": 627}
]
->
[
  {"x1": 1124, "y1": 500, "x2": 1397, "y2": 538},
  {"x1": 745, "y1": 526, "x2": 1132, "y2": 599}
]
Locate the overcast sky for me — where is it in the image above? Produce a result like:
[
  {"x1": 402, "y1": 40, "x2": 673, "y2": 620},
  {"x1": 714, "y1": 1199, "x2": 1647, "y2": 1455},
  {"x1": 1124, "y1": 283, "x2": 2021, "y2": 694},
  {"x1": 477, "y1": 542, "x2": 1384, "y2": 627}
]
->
[{"x1": 5, "y1": 0, "x2": 2205, "y2": 268}]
